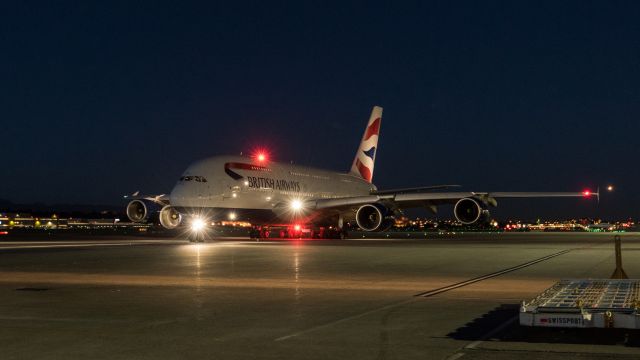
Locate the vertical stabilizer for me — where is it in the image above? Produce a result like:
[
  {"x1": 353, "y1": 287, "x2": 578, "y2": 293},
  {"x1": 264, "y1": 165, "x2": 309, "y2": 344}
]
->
[{"x1": 349, "y1": 106, "x2": 382, "y2": 183}]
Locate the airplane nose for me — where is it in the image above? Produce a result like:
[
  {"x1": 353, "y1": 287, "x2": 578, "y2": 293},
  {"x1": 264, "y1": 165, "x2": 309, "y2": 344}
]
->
[{"x1": 169, "y1": 183, "x2": 188, "y2": 205}]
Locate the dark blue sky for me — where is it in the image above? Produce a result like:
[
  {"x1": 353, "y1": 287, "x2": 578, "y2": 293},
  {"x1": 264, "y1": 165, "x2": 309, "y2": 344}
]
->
[{"x1": 2, "y1": 1, "x2": 639, "y2": 219}]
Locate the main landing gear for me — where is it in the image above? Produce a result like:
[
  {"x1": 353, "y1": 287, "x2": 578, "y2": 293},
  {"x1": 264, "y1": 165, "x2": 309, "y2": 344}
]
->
[
  {"x1": 187, "y1": 231, "x2": 206, "y2": 243},
  {"x1": 249, "y1": 225, "x2": 348, "y2": 240}
]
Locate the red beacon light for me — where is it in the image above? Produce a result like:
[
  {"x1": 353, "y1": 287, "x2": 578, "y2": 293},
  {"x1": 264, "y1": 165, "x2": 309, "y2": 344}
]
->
[
  {"x1": 251, "y1": 148, "x2": 270, "y2": 163},
  {"x1": 582, "y1": 190, "x2": 591, "y2": 197}
]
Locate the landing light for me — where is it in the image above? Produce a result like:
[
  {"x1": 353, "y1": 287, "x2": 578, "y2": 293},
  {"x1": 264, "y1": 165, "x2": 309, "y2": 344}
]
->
[
  {"x1": 290, "y1": 199, "x2": 303, "y2": 211},
  {"x1": 191, "y1": 218, "x2": 206, "y2": 232}
]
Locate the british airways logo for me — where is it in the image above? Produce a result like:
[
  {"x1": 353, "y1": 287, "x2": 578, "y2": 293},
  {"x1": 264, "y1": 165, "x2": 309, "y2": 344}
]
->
[
  {"x1": 354, "y1": 117, "x2": 380, "y2": 182},
  {"x1": 362, "y1": 146, "x2": 376, "y2": 161},
  {"x1": 224, "y1": 162, "x2": 270, "y2": 180},
  {"x1": 223, "y1": 162, "x2": 302, "y2": 192},
  {"x1": 363, "y1": 117, "x2": 381, "y2": 141}
]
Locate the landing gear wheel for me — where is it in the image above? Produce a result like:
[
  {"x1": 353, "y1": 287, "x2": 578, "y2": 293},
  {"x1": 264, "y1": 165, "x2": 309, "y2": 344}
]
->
[
  {"x1": 249, "y1": 227, "x2": 260, "y2": 241},
  {"x1": 187, "y1": 232, "x2": 205, "y2": 243}
]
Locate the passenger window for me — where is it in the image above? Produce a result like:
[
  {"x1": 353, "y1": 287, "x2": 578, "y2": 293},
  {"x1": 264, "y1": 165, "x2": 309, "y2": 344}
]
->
[{"x1": 180, "y1": 175, "x2": 206, "y2": 182}]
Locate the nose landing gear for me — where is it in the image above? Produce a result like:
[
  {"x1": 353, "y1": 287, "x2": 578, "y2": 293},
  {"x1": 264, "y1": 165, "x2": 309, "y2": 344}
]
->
[{"x1": 187, "y1": 231, "x2": 206, "y2": 243}]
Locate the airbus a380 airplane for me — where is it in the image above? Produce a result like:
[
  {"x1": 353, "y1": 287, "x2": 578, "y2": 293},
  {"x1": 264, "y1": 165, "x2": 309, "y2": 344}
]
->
[{"x1": 125, "y1": 106, "x2": 597, "y2": 239}]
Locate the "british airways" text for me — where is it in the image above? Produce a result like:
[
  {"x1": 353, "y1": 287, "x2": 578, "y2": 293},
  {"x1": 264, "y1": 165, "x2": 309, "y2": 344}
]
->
[{"x1": 247, "y1": 176, "x2": 301, "y2": 192}]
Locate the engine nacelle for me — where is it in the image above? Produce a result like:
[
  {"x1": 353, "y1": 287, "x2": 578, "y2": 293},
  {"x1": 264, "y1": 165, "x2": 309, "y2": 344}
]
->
[
  {"x1": 453, "y1": 197, "x2": 490, "y2": 224},
  {"x1": 355, "y1": 204, "x2": 394, "y2": 232},
  {"x1": 126, "y1": 200, "x2": 160, "y2": 223},
  {"x1": 159, "y1": 205, "x2": 182, "y2": 229}
]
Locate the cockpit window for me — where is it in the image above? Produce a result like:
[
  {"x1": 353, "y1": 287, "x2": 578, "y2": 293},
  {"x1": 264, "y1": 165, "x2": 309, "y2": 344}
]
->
[{"x1": 180, "y1": 176, "x2": 207, "y2": 182}]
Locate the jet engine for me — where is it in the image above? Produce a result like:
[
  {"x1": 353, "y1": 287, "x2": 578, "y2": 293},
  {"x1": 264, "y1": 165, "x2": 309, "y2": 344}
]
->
[
  {"x1": 126, "y1": 200, "x2": 160, "y2": 223},
  {"x1": 355, "y1": 204, "x2": 394, "y2": 231},
  {"x1": 453, "y1": 197, "x2": 490, "y2": 224},
  {"x1": 159, "y1": 205, "x2": 182, "y2": 229}
]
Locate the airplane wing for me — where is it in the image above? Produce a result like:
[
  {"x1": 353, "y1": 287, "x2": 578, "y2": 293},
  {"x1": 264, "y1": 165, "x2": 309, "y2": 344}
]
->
[
  {"x1": 370, "y1": 185, "x2": 461, "y2": 195},
  {"x1": 306, "y1": 190, "x2": 597, "y2": 211},
  {"x1": 123, "y1": 192, "x2": 170, "y2": 205}
]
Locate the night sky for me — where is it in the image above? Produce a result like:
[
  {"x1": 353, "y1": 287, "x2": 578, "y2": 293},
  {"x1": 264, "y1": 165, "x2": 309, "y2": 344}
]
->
[{"x1": 2, "y1": 2, "x2": 639, "y2": 220}]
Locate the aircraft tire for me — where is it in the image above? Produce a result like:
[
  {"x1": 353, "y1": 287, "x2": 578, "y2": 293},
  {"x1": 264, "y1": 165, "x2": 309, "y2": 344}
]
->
[{"x1": 187, "y1": 232, "x2": 205, "y2": 243}]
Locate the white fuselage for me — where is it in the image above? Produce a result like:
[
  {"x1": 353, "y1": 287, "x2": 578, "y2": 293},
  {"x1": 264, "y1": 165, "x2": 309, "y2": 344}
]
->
[{"x1": 169, "y1": 155, "x2": 373, "y2": 222}]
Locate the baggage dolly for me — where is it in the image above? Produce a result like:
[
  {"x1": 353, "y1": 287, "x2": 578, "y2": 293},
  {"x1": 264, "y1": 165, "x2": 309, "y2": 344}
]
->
[{"x1": 520, "y1": 279, "x2": 640, "y2": 329}]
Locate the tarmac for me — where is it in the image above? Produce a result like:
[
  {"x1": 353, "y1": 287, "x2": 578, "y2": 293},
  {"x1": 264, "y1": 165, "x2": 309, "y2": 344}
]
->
[{"x1": 0, "y1": 232, "x2": 639, "y2": 359}]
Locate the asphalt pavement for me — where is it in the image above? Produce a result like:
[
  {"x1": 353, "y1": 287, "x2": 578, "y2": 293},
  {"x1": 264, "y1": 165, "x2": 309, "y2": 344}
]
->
[{"x1": 0, "y1": 232, "x2": 638, "y2": 359}]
